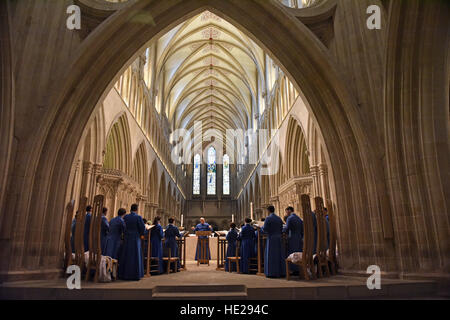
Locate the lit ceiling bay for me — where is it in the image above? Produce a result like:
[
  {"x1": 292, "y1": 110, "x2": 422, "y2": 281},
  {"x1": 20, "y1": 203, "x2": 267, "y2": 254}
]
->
[{"x1": 154, "y1": 10, "x2": 263, "y2": 140}]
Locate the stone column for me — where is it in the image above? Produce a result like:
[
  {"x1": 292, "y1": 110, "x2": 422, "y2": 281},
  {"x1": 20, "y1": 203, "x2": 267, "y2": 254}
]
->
[
  {"x1": 309, "y1": 165, "x2": 321, "y2": 199},
  {"x1": 319, "y1": 163, "x2": 330, "y2": 203},
  {"x1": 80, "y1": 161, "x2": 93, "y2": 203},
  {"x1": 90, "y1": 163, "x2": 103, "y2": 200}
]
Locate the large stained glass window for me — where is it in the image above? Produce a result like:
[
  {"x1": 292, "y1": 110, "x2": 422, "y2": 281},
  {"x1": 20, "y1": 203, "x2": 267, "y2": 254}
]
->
[
  {"x1": 193, "y1": 154, "x2": 201, "y2": 195},
  {"x1": 223, "y1": 154, "x2": 230, "y2": 195},
  {"x1": 207, "y1": 147, "x2": 216, "y2": 195}
]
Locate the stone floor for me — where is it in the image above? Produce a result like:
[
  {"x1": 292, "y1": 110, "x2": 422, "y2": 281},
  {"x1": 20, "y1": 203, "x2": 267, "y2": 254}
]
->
[{"x1": 0, "y1": 262, "x2": 443, "y2": 300}]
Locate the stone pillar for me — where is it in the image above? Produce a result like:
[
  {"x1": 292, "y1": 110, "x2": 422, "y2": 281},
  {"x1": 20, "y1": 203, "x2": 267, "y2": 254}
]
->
[
  {"x1": 269, "y1": 196, "x2": 280, "y2": 216},
  {"x1": 90, "y1": 163, "x2": 102, "y2": 200},
  {"x1": 80, "y1": 161, "x2": 94, "y2": 203},
  {"x1": 319, "y1": 164, "x2": 330, "y2": 203},
  {"x1": 309, "y1": 165, "x2": 321, "y2": 199}
]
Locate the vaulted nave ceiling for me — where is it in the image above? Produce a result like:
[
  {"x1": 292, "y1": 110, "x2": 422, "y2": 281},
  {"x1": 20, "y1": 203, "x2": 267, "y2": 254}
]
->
[{"x1": 150, "y1": 11, "x2": 264, "y2": 145}]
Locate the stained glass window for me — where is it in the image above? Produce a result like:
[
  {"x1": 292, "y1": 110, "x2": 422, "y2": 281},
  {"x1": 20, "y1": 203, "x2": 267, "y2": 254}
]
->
[
  {"x1": 223, "y1": 154, "x2": 230, "y2": 195},
  {"x1": 207, "y1": 147, "x2": 216, "y2": 195},
  {"x1": 193, "y1": 154, "x2": 201, "y2": 195}
]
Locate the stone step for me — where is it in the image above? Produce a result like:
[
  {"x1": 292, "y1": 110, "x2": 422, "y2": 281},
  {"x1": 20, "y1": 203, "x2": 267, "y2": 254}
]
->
[
  {"x1": 153, "y1": 284, "x2": 246, "y2": 293},
  {"x1": 152, "y1": 292, "x2": 248, "y2": 300}
]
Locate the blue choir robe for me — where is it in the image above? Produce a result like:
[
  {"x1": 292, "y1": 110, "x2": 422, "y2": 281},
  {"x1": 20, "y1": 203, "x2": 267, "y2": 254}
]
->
[
  {"x1": 104, "y1": 216, "x2": 126, "y2": 259},
  {"x1": 83, "y1": 213, "x2": 92, "y2": 252},
  {"x1": 100, "y1": 216, "x2": 109, "y2": 255},
  {"x1": 254, "y1": 228, "x2": 265, "y2": 264},
  {"x1": 262, "y1": 213, "x2": 286, "y2": 278},
  {"x1": 326, "y1": 215, "x2": 330, "y2": 249},
  {"x1": 164, "y1": 224, "x2": 181, "y2": 270},
  {"x1": 118, "y1": 212, "x2": 145, "y2": 280},
  {"x1": 150, "y1": 223, "x2": 164, "y2": 273},
  {"x1": 312, "y1": 212, "x2": 317, "y2": 254},
  {"x1": 225, "y1": 228, "x2": 238, "y2": 272},
  {"x1": 194, "y1": 223, "x2": 212, "y2": 261},
  {"x1": 239, "y1": 224, "x2": 257, "y2": 273},
  {"x1": 283, "y1": 213, "x2": 304, "y2": 272},
  {"x1": 70, "y1": 218, "x2": 76, "y2": 253}
]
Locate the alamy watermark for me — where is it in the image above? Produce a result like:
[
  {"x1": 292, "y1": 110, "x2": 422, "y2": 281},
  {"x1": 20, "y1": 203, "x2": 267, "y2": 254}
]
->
[{"x1": 366, "y1": 265, "x2": 381, "y2": 290}]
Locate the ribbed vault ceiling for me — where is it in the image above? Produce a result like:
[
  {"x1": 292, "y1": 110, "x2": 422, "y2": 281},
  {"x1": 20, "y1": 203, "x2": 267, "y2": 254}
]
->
[{"x1": 155, "y1": 11, "x2": 264, "y2": 152}]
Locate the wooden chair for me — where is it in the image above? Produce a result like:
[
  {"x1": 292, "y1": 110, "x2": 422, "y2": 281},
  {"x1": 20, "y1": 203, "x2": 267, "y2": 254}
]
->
[
  {"x1": 256, "y1": 228, "x2": 267, "y2": 276},
  {"x1": 177, "y1": 232, "x2": 188, "y2": 271},
  {"x1": 314, "y1": 197, "x2": 331, "y2": 278},
  {"x1": 227, "y1": 240, "x2": 241, "y2": 273},
  {"x1": 85, "y1": 195, "x2": 104, "y2": 282},
  {"x1": 286, "y1": 194, "x2": 316, "y2": 281},
  {"x1": 216, "y1": 232, "x2": 227, "y2": 271},
  {"x1": 247, "y1": 227, "x2": 259, "y2": 274},
  {"x1": 326, "y1": 199, "x2": 338, "y2": 275},
  {"x1": 74, "y1": 196, "x2": 88, "y2": 272},
  {"x1": 64, "y1": 200, "x2": 75, "y2": 269},
  {"x1": 144, "y1": 226, "x2": 161, "y2": 276},
  {"x1": 162, "y1": 239, "x2": 180, "y2": 274}
]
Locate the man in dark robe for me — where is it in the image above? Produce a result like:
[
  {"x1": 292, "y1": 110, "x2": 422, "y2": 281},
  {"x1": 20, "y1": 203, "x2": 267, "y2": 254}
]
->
[
  {"x1": 283, "y1": 206, "x2": 304, "y2": 272},
  {"x1": 193, "y1": 217, "x2": 212, "y2": 263},
  {"x1": 100, "y1": 207, "x2": 110, "y2": 255},
  {"x1": 225, "y1": 223, "x2": 238, "y2": 272},
  {"x1": 150, "y1": 216, "x2": 164, "y2": 274},
  {"x1": 239, "y1": 218, "x2": 257, "y2": 273},
  {"x1": 83, "y1": 205, "x2": 92, "y2": 252},
  {"x1": 262, "y1": 206, "x2": 285, "y2": 278},
  {"x1": 118, "y1": 204, "x2": 145, "y2": 280},
  {"x1": 104, "y1": 208, "x2": 126, "y2": 259},
  {"x1": 164, "y1": 217, "x2": 181, "y2": 271},
  {"x1": 70, "y1": 211, "x2": 78, "y2": 253}
]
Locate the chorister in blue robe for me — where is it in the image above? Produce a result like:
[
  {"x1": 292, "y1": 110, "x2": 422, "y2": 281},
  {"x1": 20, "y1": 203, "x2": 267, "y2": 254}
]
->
[
  {"x1": 312, "y1": 211, "x2": 318, "y2": 254},
  {"x1": 164, "y1": 223, "x2": 181, "y2": 270},
  {"x1": 150, "y1": 223, "x2": 164, "y2": 274},
  {"x1": 118, "y1": 211, "x2": 145, "y2": 280},
  {"x1": 70, "y1": 217, "x2": 76, "y2": 253},
  {"x1": 239, "y1": 223, "x2": 257, "y2": 273},
  {"x1": 100, "y1": 215, "x2": 109, "y2": 255},
  {"x1": 225, "y1": 227, "x2": 238, "y2": 272},
  {"x1": 283, "y1": 213, "x2": 304, "y2": 272},
  {"x1": 104, "y1": 215, "x2": 126, "y2": 259},
  {"x1": 194, "y1": 222, "x2": 212, "y2": 261},
  {"x1": 83, "y1": 212, "x2": 92, "y2": 252},
  {"x1": 262, "y1": 213, "x2": 286, "y2": 278}
]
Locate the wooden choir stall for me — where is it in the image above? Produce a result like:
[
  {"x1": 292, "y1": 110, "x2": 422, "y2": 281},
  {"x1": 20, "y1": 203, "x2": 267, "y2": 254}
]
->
[
  {"x1": 64, "y1": 195, "x2": 118, "y2": 283},
  {"x1": 195, "y1": 231, "x2": 212, "y2": 266}
]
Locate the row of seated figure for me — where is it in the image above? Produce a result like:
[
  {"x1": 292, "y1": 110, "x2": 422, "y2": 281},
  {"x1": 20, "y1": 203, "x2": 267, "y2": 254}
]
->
[
  {"x1": 224, "y1": 205, "x2": 330, "y2": 278},
  {"x1": 70, "y1": 203, "x2": 184, "y2": 281}
]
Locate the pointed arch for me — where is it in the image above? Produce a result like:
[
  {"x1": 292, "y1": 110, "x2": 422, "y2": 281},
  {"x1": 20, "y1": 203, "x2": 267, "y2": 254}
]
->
[
  {"x1": 132, "y1": 142, "x2": 149, "y2": 195},
  {"x1": 286, "y1": 116, "x2": 310, "y2": 178},
  {"x1": 103, "y1": 114, "x2": 132, "y2": 174}
]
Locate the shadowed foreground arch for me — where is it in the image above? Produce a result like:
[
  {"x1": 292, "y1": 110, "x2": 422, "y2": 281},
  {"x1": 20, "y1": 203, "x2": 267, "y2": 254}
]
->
[{"x1": 1, "y1": 0, "x2": 395, "y2": 280}]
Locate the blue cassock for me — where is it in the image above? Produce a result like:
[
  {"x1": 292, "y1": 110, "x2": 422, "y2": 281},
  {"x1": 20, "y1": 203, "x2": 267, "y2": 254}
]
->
[
  {"x1": 283, "y1": 213, "x2": 304, "y2": 272},
  {"x1": 83, "y1": 212, "x2": 92, "y2": 252},
  {"x1": 164, "y1": 224, "x2": 181, "y2": 257},
  {"x1": 70, "y1": 218, "x2": 76, "y2": 253},
  {"x1": 151, "y1": 223, "x2": 164, "y2": 273},
  {"x1": 100, "y1": 216, "x2": 109, "y2": 255},
  {"x1": 225, "y1": 228, "x2": 238, "y2": 272},
  {"x1": 195, "y1": 223, "x2": 211, "y2": 261},
  {"x1": 262, "y1": 213, "x2": 286, "y2": 278},
  {"x1": 239, "y1": 224, "x2": 256, "y2": 273},
  {"x1": 104, "y1": 216, "x2": 126, "y2": 259},
  {"x1": 164, "y1": 224, "x2": 181, "y2": 270},
  {"x1": 118, "y1": 212, "x2": 145, "y2": 280}
]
